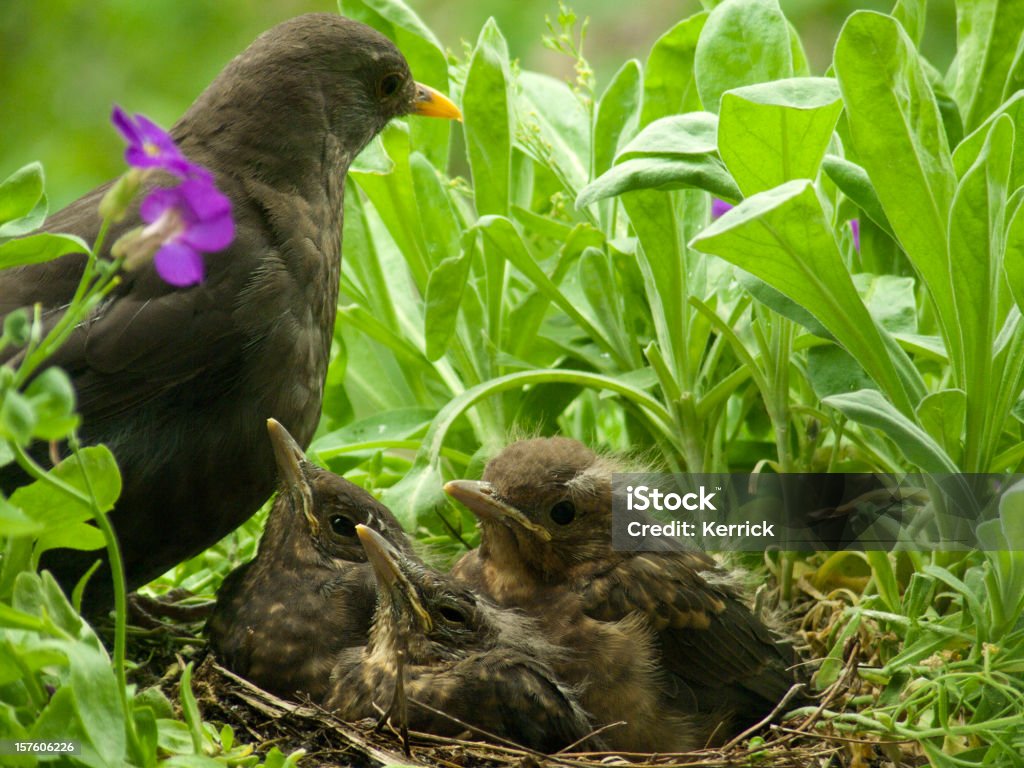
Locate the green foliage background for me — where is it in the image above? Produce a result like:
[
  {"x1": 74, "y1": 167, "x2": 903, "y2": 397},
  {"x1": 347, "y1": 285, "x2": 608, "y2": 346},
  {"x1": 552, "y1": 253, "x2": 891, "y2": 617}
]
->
[
  {"x1": 2, "y1": 0, "x2": 955, "y2": 209},
  {"x1": 4, "y1": 1, "x2": 1024, "y2": 767}
]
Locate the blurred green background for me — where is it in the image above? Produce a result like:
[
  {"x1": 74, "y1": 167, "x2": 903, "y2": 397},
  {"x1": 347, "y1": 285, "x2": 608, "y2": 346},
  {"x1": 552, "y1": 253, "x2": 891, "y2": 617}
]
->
[{"x1": 2, "y1": 0, "x2": 956, "y2": 210}]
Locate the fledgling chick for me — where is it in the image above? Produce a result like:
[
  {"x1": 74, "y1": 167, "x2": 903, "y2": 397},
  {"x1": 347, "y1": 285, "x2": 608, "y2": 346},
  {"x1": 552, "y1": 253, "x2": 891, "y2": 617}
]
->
[
  {"x1": 327, "y1": 525, "x2": 598, "y2": 754},
  {"x1": 206, "y1": 419, "x2": 412, "y2": 700},
  {"x1": 446, "y1": 437, "x2": 804, "y2": 751}
]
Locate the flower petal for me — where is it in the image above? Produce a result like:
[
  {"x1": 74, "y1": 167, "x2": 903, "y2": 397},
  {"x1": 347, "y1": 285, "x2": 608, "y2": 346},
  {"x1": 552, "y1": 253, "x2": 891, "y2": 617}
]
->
[
  {"x1": 182, "y1": 212, "x2": 235, "y2": 251},
  {"x1": 154, "y1": 241, "x2": 205, "y2": 286},
  {"x1": 140, "y1": 187, "x2": 181, "y2": 224}
]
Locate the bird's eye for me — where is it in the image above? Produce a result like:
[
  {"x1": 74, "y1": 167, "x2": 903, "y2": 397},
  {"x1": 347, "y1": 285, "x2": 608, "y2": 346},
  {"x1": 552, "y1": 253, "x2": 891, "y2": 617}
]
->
[
  {"x1": 438, "y1": 605, "x2": 466, "y2": 624},
  {"x1": 379, "y1": 73, "x2": 403, "y2": 97},
  {"x1": 329, "y1": 514, "x2": 357, "y2": 538},
  {"x1": 549, "y1": 500, "x2": 576, "y2": 525}
]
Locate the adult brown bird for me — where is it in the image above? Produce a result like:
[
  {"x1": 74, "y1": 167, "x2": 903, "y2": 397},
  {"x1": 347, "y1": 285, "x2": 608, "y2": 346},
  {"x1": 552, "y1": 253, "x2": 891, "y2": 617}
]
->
[
  {"x1": 327, "y1": 525, "x2": 597, "y2": 754},
  {"x1": 206, "y1": 418, "x2": 413, "y2": 700},
  {"x1": 0, "y1": 14, "x2": 460, "y2": 606},
  {"x1": 445, "y1": 437, "x2": 804, "y2": 752}
]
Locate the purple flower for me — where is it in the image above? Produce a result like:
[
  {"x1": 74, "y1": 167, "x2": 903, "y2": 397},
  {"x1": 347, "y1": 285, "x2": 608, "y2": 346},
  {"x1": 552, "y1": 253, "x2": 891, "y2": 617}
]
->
[
  {"x1": 112, "y1": 105, "x2": 197, "y2": 178},
  {"x1": 849, "y1": 219, "x2": 861, "y2": 251},
  {"x1": 139, "y1": 177, "x2": 234, "y2": 286},
  {"x1": 711, "y1": 198, "x2": 733, "y2": 219}
]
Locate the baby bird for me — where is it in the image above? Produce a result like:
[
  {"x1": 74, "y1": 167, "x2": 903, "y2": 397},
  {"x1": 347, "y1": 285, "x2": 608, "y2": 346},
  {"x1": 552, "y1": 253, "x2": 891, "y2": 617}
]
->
[
  {"x1": 327, "y1": 525, "x2": 597, "y2": 754},
  {"x1": 446, "y1": 437, "x2": 803, "y2": 751},
  {"x1": 207, "y1": 418, "x2": 412, "y2": 700}
]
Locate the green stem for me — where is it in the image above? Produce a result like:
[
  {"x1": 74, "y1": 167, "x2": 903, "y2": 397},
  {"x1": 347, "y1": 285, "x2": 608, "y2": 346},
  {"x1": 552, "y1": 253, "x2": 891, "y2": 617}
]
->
[{"x1": 13, "y1": 440, "x2": 141, "y2": 759}]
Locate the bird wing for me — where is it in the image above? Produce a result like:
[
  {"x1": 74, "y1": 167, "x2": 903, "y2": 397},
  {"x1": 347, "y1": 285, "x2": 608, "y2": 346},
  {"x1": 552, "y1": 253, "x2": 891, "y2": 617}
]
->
[
  {"x1": 0, "y1": 174, "x2": 274, "y2": 427},
  {"x1": 448, "y1": 651, "x2": 597, "y2": 753},
  {"x1": 576, "y1": 553, "x2": 799, "y2": 721}
]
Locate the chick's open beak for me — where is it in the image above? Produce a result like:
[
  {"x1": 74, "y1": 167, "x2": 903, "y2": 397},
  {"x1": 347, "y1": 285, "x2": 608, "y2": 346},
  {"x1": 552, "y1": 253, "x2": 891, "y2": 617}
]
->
[{"x1": 411, "y1": 82, "x2": 462, "y2": 121}]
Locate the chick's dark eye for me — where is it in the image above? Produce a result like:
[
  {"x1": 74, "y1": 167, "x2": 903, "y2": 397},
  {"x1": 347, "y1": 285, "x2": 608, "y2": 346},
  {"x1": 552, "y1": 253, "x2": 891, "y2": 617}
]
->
[
  {"x1": 329, "y1": 514, "x2": 357, "y2": 538},
  {"x1": 379, "y1": 73, "x2": 403, "y2": 97},
  {"x1": 549, "y1": 500, "x2": 576, "y2": 525},
  {"x1": 439, "y1": 605, "x2": 466, "y2": 624}
]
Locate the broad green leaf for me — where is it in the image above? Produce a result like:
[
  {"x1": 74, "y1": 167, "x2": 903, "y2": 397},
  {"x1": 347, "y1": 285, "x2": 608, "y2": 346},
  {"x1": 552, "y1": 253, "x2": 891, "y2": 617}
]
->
[
  {"x1": 576, "y1": 156, "x2": 740, "y2": 209},
  {"x1": 410, "y1": 152, "x2": 460, "y2": 269},
  {"x1": 1005, "y1": 190, "x2": 1024, "y2": 312},
  {"x1": 641, "y1": 13, "x2": 707, "y2": 126},
  {"x1": 892, "y1": 0, "x2": 926, "y2": 45},
  {"x1": 474, "y1": 216, "x2": 616, "y2": 363},
  {"x1": 351, "y1": 123, "x2": 429, "y2": 290},
  {"x1": 948, "y1": 115, "x2": 1013, "y2": 470},
  {"x1": 0, "y1": 162, "x2": 44, "y2": 227},
  {"x1": 339, "y1": 0, "x2": 452, "y2": 167},
  {"x1": 9, "y1": 446, "x2": 122, "y2": 532},
  {"x1": 954, "y1": 91, "x2": 1024, "y2": 192},
  {"x1": 835, "y1": 12, "x2": 957, "y2": 373},
  {"x1": 25, "y1": 367, "x2": 79, "y2": 440},
  {"x1": 916, "y1": 389, "x2": 966, "y2": 459},
  {"x1": 822, "y1": 155, "x2": 894, "y2": 237},
  {"x1": 594, "y1": 60, "x2": 642, "y2": 177},
  {"x1": 694, "y1": 0, "x2": 793, "y2": 114},
  {"x1": 0, "y1": 496, "x2": 44, "y2": 537},
  {"x1": 718, "y1": 77, "x2": 842, "y2": 195},
  {"x1": 950, "y1": 0, "x2": 1024, "y2": 132},
  {"x1": 517, "y1": 72, "x2": 590, "y2": 195},
  {"x1": 464, "y1": 19, "x2": 512, "y2": 217},
  {"x1": 807, "y1": 345, "x2": 876, "y2": 400},
  {"x1": 617, "y1": 113, "x2": 719, "y2": 160},
  {"x1": 311, "y1": 407, "x2": 436, "y2": 457},
  {"x1": 424, "y1": 249, "x2": 472, "y2": 361},
  {"x1": 823, "y1": 389, "x2": 959, "y2": 472},
  {"x1": 856, "y1": 274, "x2": 918, "y2": 334},
  {"x1": 691, "y1": 180, "x2": 922, "y2": 414},
  {"x1": 34, "y1": 521, "x2": 106, "y2": 553},
  {"x1": 0, "y1": 231, "x2": 89, "y2": 270}
]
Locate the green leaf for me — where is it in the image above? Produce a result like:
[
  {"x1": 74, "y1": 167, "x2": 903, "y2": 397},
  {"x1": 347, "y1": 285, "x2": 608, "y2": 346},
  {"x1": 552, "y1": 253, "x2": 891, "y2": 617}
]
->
[
  {"x1": 1005, "y1": 189, "x2": 1024, "y2": 312},
  {"x1": 947, "y1": 115, "x2": 1013, "y2": 469},
  {"x1": 822, "y1": 155, "x2": 894, "y2": 237},
  {"x1": 835, "y1": 11, "x2": 957, "y2": 365},
  {"x1": 0, "y1": 231, "x2": 90, "y2": 270},
  {"x1": 25, "y1": 367, "x2": 79, "y2": 440},
  {"x1": 856, "y1": 274, "x2": 918, "y2": 334},
  {"x1": 0, "y1": 496, "x2": 44, "y2": 537},
  {"x1": 718, "y1": 77, "x2": 842, "y2": 195},
  {"x1": 410, "y1": 152, "x2": 459, "y2": 270},
  {"x1": 915, "y1": 389, "x2": 966, "y2": 459},
  {"x1": 691, "y1": 180, "x2": 922, "y2": 414},
  {"x1": 464, "y1": 19, "x2": 512, "y2": 217},
  {"x1": 517, "y1": 72, "x2": 590, "y2": 195},
  {"x1": 340, "y1": 0, "x2": 452, "y2": 168},
  {"x1": 807, "y1": 345, "x2": 875, "y2": 400},
  {"x1": 594, "y1": 60, "x2": 642, "y2": 177},
  {"x1": 9, "y1": 446, "x2": 122, "y2": 533},
  {"x1": 0, "y1": 162, "x2": 44, "y2": 228},
  {"x1": 823, "y1": 389, "x2": 959, "y2": 472},
  {"x1": 617, "y1": 112, "x2": 719, "y2": 160},
  {"x1": 954, "y1": 91, "x2": 1024, "y2": 193},
  {"x1": 694, "y1": 0, "x2": 793, "y2": 114},
  {"x1": 577, "y1": 155, "x2": 739, "y2": 209},
  {"x1": 0, "y1": 389, "x2": 35, "y2": 443},
  {"x1": 424, "y1": 249, "x2": 472, "y2": 361},
  {"x1": 950, "y1": 0, "x2": 1024, "y2": 132},
  {"x1": 641, "y1": 12, "x2": 707, "y2": 126},
  {"x1": 892, "y1": 0, "x2": 926, "y2": 46}
]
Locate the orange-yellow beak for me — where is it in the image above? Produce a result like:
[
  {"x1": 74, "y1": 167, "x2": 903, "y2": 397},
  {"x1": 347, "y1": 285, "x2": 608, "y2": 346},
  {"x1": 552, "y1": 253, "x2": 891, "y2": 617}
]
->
[{"x1": 412, "y1": 82, "x2": 462, "y2": 122}]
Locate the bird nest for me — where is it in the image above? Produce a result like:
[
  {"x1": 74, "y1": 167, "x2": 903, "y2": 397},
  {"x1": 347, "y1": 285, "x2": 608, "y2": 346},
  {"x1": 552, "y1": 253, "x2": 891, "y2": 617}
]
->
[{"x1": 119, "y1": 589, "x2": 923, "y2": 768}]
